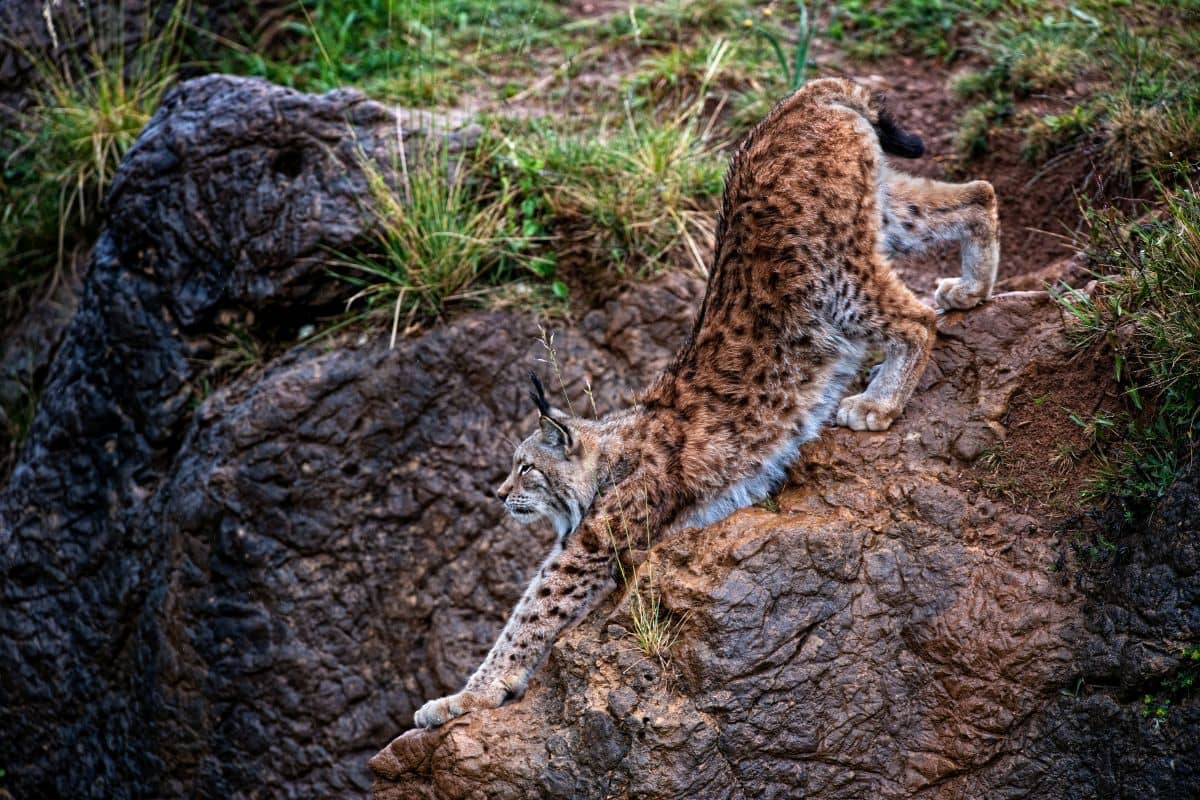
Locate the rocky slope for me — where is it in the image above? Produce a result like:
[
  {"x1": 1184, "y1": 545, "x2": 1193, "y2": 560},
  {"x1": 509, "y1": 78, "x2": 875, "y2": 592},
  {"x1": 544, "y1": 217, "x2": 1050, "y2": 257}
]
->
[
  {"x1": 370, "y1": 290, "x2": 1200, "y2": 799},
  {"x1": 0, "y1": 76, "x2": 1196, "y2": 800}
]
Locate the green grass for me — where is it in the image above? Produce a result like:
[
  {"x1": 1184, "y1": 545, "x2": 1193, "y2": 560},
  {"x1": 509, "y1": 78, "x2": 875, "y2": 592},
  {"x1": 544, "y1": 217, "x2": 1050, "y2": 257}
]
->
[
  {"x1": 1053, "y1": 185, "x2": 1200, "y2": 510},
  {"x1": 332, "y1": 139, "x2": 550, "y2": 344},
  {"x1": 0, "y1": 2, "x2": 183, "y2": 321},
  {"x1": 827, "y1": 0, "x2": 1003, "y2": 61},
  {"x1": 496, "y1": 101, "x2": 726, "y2": 278},
  {"x1": 951, "y1": 2, "x2": 1200, "y2": 182},
  {"x1": 214, "y1": 0, "x2": 567, "y2": 105}
]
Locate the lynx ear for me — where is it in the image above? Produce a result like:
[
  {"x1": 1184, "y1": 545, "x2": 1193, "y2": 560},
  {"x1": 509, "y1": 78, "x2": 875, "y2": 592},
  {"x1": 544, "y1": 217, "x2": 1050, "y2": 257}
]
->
[
  {"x1": 539, "y1": 413, "x2": 573, "y2": 451},
  {"x1": 529, "y1": 372, "x2": 575, "y2": 453}
]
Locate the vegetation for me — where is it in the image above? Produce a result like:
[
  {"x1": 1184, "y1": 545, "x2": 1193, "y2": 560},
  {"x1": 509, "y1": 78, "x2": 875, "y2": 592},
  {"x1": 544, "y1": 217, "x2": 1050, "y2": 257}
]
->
[
  {"x1": 609, "y1": 507, "x2": 689, "y2": 666},
  {"x1": 1, "y1": 3, "x2": 183, "y2": 320},
  {"x1": 335, "y1": 142, "x2": 540, "y2": 344},
  {"x1": 950, "y1": 2, "x2": 1200, "y2": 180},
  {"x1": 1054, "y1": 186, "x2": 1200, "y2": 511},
  {"x1": 3, "y1": 0, "x2": 1199, "y2": 511},
  {"x1": 214, "y1": 0, "x2": 566, "y2": 105},
  {"x1": 1142, "y1": 645, "x2": 1200, "y2": 728},
  {"x1": 828, "y1": 0, "x2": 1002, "y2": 61}
]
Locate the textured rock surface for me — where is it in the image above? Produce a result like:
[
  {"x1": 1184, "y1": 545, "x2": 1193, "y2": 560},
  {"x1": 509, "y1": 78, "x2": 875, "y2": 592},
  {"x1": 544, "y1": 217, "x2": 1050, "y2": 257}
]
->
[
  {"x1": 1, "y1": 73, "x2": 1197, "y2": 800},
  {"x1": 0, "y1": 74, "x2": 485, "y2": 799},
  {"x1": 372, "y1": 293, "x2": 1200, "y2": 799}
]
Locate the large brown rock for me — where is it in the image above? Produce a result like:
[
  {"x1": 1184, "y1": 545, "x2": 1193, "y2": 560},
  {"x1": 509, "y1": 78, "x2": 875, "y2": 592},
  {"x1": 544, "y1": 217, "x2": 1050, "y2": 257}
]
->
[{"x1": 371, "y1": 291, "x2": 1200, "y2": 799}]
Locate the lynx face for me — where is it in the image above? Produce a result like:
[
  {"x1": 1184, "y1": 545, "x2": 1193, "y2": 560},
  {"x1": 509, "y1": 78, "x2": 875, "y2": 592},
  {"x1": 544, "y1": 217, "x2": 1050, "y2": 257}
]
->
[{"x1": 496, "y1": 377, "x2": 601, "y2": 539}]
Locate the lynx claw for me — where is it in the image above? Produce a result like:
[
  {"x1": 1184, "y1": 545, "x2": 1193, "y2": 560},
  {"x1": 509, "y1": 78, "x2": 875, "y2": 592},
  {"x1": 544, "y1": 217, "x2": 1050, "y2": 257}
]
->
[
  {"x1": 934, "y1": 277, "x2": 988, "y2": 311},
  {"x1": 836, "y1": 394, "x2": 899, "y2": 432}
]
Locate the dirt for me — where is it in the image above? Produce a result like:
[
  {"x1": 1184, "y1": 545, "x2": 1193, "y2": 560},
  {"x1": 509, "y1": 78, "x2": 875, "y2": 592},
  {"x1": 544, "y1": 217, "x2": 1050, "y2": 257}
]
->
[{"x1": 964, "y1": 337, "x2": 1123, "y2": 520}]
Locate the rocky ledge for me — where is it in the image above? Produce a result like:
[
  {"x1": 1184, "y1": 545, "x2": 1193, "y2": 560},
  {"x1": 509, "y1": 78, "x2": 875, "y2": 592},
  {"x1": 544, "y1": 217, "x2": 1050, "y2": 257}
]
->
[{"x1": 370, "y1": 289, "x2": 1200, "y2": 799}]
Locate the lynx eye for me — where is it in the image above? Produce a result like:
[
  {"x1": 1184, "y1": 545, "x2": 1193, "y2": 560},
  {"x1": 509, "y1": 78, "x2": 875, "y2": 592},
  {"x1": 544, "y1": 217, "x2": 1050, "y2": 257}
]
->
[{"x1": 518, "y1": 463, "x2": 533, "y2": 475}]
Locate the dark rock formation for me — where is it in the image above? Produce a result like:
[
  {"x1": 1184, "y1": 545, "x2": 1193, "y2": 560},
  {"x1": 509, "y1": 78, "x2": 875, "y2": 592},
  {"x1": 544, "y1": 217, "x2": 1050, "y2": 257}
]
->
[
  {"x1": 0, "y1": 74, "x2": 485, "y2": 799},
  {"x1": 1, "y1": 73, "x2": 1196, "y2": 800}
]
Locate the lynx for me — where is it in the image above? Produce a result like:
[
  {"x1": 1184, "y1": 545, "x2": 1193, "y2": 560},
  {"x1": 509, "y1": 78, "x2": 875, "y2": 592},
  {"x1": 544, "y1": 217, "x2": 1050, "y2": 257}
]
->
[{"x1": 413, "y1": 78, "x2": 999, "y2": 728}]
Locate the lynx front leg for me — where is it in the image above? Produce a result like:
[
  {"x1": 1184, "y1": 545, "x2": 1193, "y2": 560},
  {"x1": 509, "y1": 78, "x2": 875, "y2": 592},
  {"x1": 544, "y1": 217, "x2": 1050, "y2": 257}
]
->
[
  {"x1": 413, "y1": 523, "x2": 616, "y2": 728},
  {"x1": 882, "y1": 171, "x2": 1000, "y2": 311}
]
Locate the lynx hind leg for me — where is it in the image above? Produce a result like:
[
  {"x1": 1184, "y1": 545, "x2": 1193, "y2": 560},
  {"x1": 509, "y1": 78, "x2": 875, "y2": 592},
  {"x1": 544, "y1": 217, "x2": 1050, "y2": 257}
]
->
[
  {"x1": 835, "y1": 268, "x2": 936, "y2": 432},
  {"x1": 881, "y1": 171, "x2": 1000, "y2": 311}
]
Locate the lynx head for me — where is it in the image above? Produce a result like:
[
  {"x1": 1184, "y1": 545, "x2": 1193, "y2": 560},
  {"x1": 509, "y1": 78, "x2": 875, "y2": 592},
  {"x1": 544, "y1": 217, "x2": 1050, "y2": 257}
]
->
[{"x1": 496, "y1": 373, "x2": 602, "y2": 538}]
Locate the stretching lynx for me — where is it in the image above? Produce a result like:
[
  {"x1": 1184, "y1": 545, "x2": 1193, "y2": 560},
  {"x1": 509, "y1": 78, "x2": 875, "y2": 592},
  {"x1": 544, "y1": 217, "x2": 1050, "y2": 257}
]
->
[{"x1": 413, "y1": 78, "x2": 999, "y2": 728}]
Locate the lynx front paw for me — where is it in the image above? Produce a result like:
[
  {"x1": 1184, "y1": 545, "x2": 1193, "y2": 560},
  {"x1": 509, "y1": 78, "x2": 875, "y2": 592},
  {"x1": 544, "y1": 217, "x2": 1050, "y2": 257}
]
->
[
  {"x1": 836, "y1": 394, "x2": 900, "y2": 431},
  {"x1": 413, "y1": 689, "x2": 499, "y2": 728},
  {"x1": 413, "y1": 695, "x2": 459, "y2": 728},
  {"x1": 934, "y1": 277, "x2": 989, "y2": 311}
]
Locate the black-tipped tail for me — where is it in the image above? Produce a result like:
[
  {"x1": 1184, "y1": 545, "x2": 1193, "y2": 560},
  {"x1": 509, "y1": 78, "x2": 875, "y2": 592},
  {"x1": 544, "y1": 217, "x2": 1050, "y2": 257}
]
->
[{"x1": 874, "y1": 108, "x2": 925, "y2": 158}]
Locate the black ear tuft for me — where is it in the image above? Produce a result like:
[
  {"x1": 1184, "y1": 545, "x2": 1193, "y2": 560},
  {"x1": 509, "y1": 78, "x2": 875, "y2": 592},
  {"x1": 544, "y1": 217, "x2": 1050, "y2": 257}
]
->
[{"x1": 529, "y1": 372, "x2": 551, "y2": 417}]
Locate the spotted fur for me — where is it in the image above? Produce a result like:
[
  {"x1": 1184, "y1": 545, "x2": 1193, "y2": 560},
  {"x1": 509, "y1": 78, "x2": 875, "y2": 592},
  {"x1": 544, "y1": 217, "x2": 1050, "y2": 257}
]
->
[{"x1": 412, "y1": 78, "x2": 999, "y2": 728}]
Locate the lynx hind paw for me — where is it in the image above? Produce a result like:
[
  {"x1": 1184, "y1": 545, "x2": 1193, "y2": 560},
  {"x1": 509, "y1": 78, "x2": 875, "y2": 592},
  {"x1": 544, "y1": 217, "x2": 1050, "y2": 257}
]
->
[
  {"x1": 836, "y1": 393, "x2": 901, "y2": 432},
  {"x1": 934, "y1": 277, "x2": 989, "y2": 311}
]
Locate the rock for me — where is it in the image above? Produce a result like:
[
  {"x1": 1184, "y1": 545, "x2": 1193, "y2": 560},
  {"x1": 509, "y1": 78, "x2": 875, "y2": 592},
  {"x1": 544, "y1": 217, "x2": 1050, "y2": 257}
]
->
[
  {"x1": 0, "y1": 75, "x2": 486, "y2": 799},
  {"x1": 370, "y1": 291, "x2": 1097, "y2": 799}
]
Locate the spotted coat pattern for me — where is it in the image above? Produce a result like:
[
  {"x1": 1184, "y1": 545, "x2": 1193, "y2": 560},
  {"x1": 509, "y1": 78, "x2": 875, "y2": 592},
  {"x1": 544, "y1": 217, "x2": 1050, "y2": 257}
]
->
[{"x1": 412, "y1": 78, "x2": 1000, "y2": 728}]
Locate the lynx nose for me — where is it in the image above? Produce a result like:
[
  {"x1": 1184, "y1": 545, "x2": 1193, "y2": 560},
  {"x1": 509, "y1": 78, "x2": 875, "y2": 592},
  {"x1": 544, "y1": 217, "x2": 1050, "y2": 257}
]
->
[{"x1": 496, "y1": 478, "x2": 512, "y2": 501}]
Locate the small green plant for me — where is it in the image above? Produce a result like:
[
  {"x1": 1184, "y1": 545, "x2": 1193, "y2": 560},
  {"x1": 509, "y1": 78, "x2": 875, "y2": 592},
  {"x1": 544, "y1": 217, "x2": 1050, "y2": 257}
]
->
[
  {"x1": 1022, "y1": 105, "x2": 1098, "y2": 162},
  {"x1": 490, "y1": 140, "x2": 565, "y2": 299},
  {"x1": 1052, "y1": 184, "x2": 1200, "y2": 505},
  {"x1": 1142, "y1": 644, "x2": 1199, "y2": 729},
  {"x1": 754, "y1": 494, "x2": 781, "y2": 513},
  {"x1": 744, "y1": 0, "x2": 823, "y2": 91}
]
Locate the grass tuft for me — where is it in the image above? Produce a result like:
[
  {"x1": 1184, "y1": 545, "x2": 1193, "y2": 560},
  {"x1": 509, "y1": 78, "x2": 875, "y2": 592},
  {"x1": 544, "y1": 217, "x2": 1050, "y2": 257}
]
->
[
  {"x1": 952, "y1": 4, "x2": 1200, "y2": 181},
  {"x1": 1053, "y1": 184, "x2": 1200, "y2": 507},
  {"x1": 334, "y1": 139, "x2": 551, "y2": 344},
  {"x1": 1, "y1": 2, "x2": 182, "y2": 319},
  {"x1": 498, "y1": 99, "x2": 725, "y2": 278},
  {"x1": 626, "y1": 565, "x2": 688, "y2": 664}
]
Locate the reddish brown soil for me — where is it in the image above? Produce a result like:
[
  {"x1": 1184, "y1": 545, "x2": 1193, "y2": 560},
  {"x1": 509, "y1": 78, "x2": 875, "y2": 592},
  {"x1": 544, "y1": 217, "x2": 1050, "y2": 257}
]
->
[{"x1": 966, "y1": 339, "x2": 1122, "y2": 520}]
